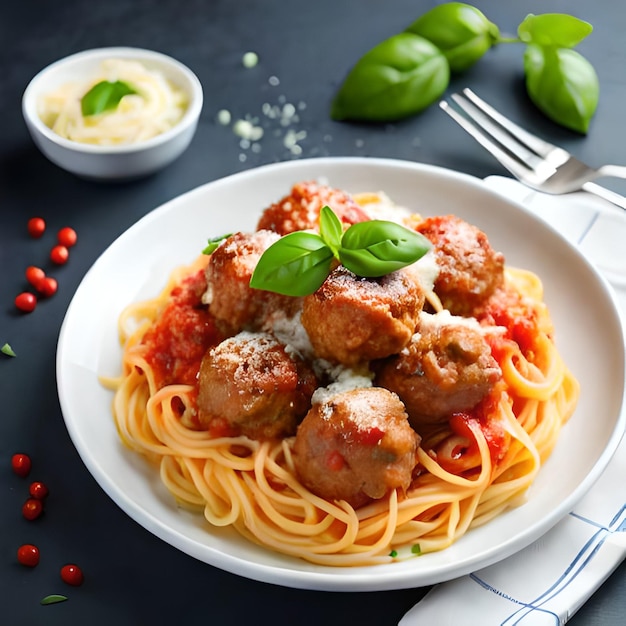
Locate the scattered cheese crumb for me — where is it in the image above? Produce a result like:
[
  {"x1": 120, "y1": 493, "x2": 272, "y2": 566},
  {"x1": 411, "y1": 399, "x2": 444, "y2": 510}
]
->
[
  {"x1": 242, "y1": 51, "x2": 259, "y2": 68},
  {"x1": 216, "y1": 109, "x2": 232, "y2": 125}
]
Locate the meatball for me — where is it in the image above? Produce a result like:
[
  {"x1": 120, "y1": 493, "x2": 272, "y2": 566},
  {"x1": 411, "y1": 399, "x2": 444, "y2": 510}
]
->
[
  {"x1": 204, "y1": 230, "x2": 301, "y2": 336},
  {"x1": 374, "y1": 312, "x2": 502, "y2": 428},
  {"x1": 256, "y1": 181, "x2": 370, "y2": 235},
  {"x1": 197, "y1": 331, "x2": 317, "y2": 440},
  {"x1": 293, "y1": 387, "x2": 420, "y2": 509},
  {"x1": 415, "y1": 215, "x2": 505, "y2": 316},
  {"x1": 300, "y1": 266, "x2": 425, "y2": 366}
]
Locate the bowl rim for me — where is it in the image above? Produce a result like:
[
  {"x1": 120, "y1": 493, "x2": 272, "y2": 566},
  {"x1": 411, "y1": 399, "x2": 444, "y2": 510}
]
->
[{"x1": 21, "y1": 46, "x2": 204, "y2": 155}]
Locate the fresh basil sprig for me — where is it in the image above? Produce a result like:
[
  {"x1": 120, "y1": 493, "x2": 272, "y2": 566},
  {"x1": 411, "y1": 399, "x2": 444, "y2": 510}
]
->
[
  {"x1": 406, "y1": 2, "x2": 500, "y2": 72},
  {"x1": 249, "y1": 206, "x2": 431, "y2": 296},
  {"x1": 519, "y1": 14, "x2": 598, "y2": 134},
  {"x1": 330, "y1": 33, "x2": 449, "y2": 122},
  {"x1": 81, "y1": 80, "x2": 137, "y2": 116},
  {"x1": 332, "y1": 3, "x2": 599, "y2": 133}
]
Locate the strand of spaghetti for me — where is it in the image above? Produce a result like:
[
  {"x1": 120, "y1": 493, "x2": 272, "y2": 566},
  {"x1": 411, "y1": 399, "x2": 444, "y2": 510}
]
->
[
  {"x1": 194, "y1": 459, "x2": 246, "y2": 527},
  {"x1": 246, "y1": 443, "x2": 341, "y2": 538},
  {"x1": 117, "y1": 373, "x2": 170, "y2": 456},
  {"x1": 159, "y1": 455, "x2": 205, "y2": 507},
  {"x1": 234, "y1": 471, "x2": 362, "y2": 557},
  {"x1": 146, "y1": 387, "x2": 261, "y2": 465},
  {"x1": 505, "y1": 267, "x2": 544, "y2": 302},
  {"x1": 200, "y1": 459, "x2": 250, "y2": 525},
  {"x1": 348, "y1": 490, "x2": 400, "y2": 556},
  {"x1": 239, "y1": 473, "x2": 359, "y2": 553},
  {"x1": 256, "y1": 443, "x2": 334, "y2": 524},
  {"x1": 500, "y1": 336, "x2": 564, "y2": 400},
  {"x1": 416, "y1": 421, "x2": 493, "y2": 489}
]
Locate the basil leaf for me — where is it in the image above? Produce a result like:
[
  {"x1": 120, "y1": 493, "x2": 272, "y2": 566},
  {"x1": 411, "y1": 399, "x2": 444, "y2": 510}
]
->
[
  {"x1": 1, "y1": 342, "x2": 16, "y2": 357},
  {"x1": 81, "y1": 80, "x2": 137, "y2": 116},
  {"x1": 249, "y1": 232, "x2": 334, "y2": 296},
  {"x1": 406, "y1": 2, "x2": 500, "y2": 72},
  {"x1": 202, "y1": 233, "x2": 233, "y2": 255},
  {"x1": 40, "y1": 594, "x2": 68, "y2": 605},
  {"x1": 331, "y1": 32, "x2": 449, "y2": 122},
  {"x1": 319, "y1": 205, "x2": 343, "y2": 256},
  {"x1": 524, "y1": 44, "x2": 599, "y2": 133},
  {"x1": 518, "y1": 14, "x2": 592, "y2": 48},
  {"x1": 339, "y1": 220, "x2": 431, "y2": 277}
]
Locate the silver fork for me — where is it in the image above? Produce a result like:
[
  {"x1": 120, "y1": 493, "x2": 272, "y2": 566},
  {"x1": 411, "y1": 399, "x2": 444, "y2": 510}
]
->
[{"x1": 440, "y1": 88, "x2": 626, "y2": 211}]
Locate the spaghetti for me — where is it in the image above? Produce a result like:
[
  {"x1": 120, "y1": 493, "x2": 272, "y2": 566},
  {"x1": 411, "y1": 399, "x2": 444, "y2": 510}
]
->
[
  {"x1": 103, "y1": 190, "x2": 579, "y2": 567},
  {"x1": 39, "y1": 58, "x2": 188, "y2": 145}
]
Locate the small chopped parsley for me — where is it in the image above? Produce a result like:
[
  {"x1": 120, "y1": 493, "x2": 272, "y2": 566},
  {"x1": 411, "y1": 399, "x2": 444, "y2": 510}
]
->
[
  {"x1": 389, "y1": 549, "x2": 398, "y2": 558},
  {"x1": 202, "y1": 233, "x2": 233, "y2": 255},
  {"x1": 40, "y1": 594, "x2": 68, "y2": 605},
  {"x1": 411, "y1": 543, "x2": 422, "y2": 555},
  {"x1": 1, "y1": 343, "x2": 16, "y2": 357}
]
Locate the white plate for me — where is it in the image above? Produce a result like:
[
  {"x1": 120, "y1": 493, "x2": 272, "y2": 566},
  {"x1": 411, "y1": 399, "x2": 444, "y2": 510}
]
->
[{"x1": 57, "y1": 157, "x2": 626, "y2": 591}]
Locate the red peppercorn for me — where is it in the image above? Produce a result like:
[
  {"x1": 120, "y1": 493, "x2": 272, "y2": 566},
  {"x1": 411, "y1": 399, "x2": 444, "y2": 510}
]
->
[
  {"x1": 17, "y1": 544, "x2": 40, "y2": 567},
  {"x1": 15, "y1": 292, "x2": 37, "y2": 313},
  {"x1": 25, "y1": 266, "x2": 45, "y2": 289},
  {"x1": 50, "y1": 245, "x2": 69, "y2": 265},
  {"x1": 27, "y1": 217, "x2": 46, "y2": 238},
  {"x1": 22, "y1": 498, "x2": 44, "y2": 521},
  {"x1": 60, "y1": 564, "x2": 84, "y2": 586},
  {"x1": 29, "y1": 481, "x2": 49, "y2": 500},
  {"x1": 11, "y1": 453, "x2": 32, "y2": 477},
  {"x1": 57, "y1": 227, "x2": 77, "y2": 248},
  {"x1": 37, "y1": 276, "x2": 58, "y2": 297}
]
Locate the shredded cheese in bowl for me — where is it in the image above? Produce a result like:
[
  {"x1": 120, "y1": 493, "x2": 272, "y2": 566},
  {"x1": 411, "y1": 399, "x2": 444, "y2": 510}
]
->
[{"x1": 38, "y1": 58, "x2": 188, "y2": 146}]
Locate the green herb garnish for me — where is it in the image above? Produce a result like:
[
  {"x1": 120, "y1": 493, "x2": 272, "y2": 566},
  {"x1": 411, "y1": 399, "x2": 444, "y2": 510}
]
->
[
  {"x1": 389, "y1": 549, "x2": 398, "y2": 558},
  {"x1": 332, "y1": 4, "x2": 598, "y2": 133},
  {"x1": 1, "y1": 343, "x2": 16, "y2": 357},
  {"x1": 249, "y1": 206, "x2": 431, "y2": 297},
  {"x1": 202, "y1": 234, "x2": 233, "y2": 255},
  {"x1": 411, "y1": 543, "x2": 422, "y2": 555},
  {"x1": 40, "y1": 594, "x2": 68, "y2": 605},
  {"x1": 81, "y1": 80, "x2": 137, "y2": 116}
]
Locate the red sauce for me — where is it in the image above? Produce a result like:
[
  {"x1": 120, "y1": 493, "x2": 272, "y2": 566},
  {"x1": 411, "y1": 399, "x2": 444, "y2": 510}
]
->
[
  {"x1": 436, "y1": 390, "x2": 509, "y2": 474},
  {"x1": 352, "y1": 425, "x2": 385, "y2": 446},
  {"x1": 142, "y1": 269, "x2": 224, "y2": 389},
  {"x1": 478, "y1": 287, "x2": 539, "y2": 356}
]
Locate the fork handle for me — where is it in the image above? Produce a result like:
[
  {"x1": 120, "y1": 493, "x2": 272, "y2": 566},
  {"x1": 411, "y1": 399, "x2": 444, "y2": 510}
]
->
[
  {"x1": 596, "y1": 164, "x2": 626, "y2": 180},
  {"x1": 582, "y1": 181, "x2": 626, "y2": 211}
]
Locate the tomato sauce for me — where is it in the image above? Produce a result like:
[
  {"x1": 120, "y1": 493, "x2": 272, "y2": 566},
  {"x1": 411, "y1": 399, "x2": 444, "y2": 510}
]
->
[
  {"x1": 479, "y1": 287, "x2": 540, "y2": 356},
  {"x1": 142, "y1": 269, "x2": 224, "y2": 389}
]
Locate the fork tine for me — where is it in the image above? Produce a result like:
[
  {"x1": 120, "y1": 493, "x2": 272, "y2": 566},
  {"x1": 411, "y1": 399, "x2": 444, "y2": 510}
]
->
[
  {"x1": 439, "y1": 100, "x2": 535, "y2": 183},
  {"x1": 461, "y1": 88, "x2": 566, "y2": 163},
  {"x1": 450, "y1": 92, "x2": 544, "y2": 171}
]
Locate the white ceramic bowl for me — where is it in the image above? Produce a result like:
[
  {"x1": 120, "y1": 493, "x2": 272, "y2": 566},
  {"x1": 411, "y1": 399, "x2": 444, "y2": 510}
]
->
[{"x1": 22, "y1": 47, "x2": 203, "y2": 181}]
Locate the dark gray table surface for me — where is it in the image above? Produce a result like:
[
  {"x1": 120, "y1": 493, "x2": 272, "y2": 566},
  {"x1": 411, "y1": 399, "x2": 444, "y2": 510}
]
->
[{"x1": 1, "y1": 1, "x2": 624, "y2": 624}]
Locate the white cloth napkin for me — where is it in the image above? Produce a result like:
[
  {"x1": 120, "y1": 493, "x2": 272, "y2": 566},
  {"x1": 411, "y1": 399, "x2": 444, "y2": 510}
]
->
[{"x1": 399, "y1": 177, "x2": 626, "y2": 626}]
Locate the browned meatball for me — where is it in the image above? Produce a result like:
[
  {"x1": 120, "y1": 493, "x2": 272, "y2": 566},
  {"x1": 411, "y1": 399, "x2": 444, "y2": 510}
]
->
[
  {"x1": 374, "y1": 313, "x2": 502, "y2": 428},
  {"x1": 256, "y1": 181, "x2": 370, "y2": 235},
  {"x1": 300, "y1": 266, "x2": 425, "y2": 366},
  {"x1": 293, "y1": 387, "x2": 420, "y2": 509},
  {"x1": 197, "y1": 331, "x2": 317, "y2": 440},
  {"x1": 415, "y1": 215, "x2": 505, "y2": 316},
  {"x1": 205, "y1": 230, "x2": 301, "y2": 336}
]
